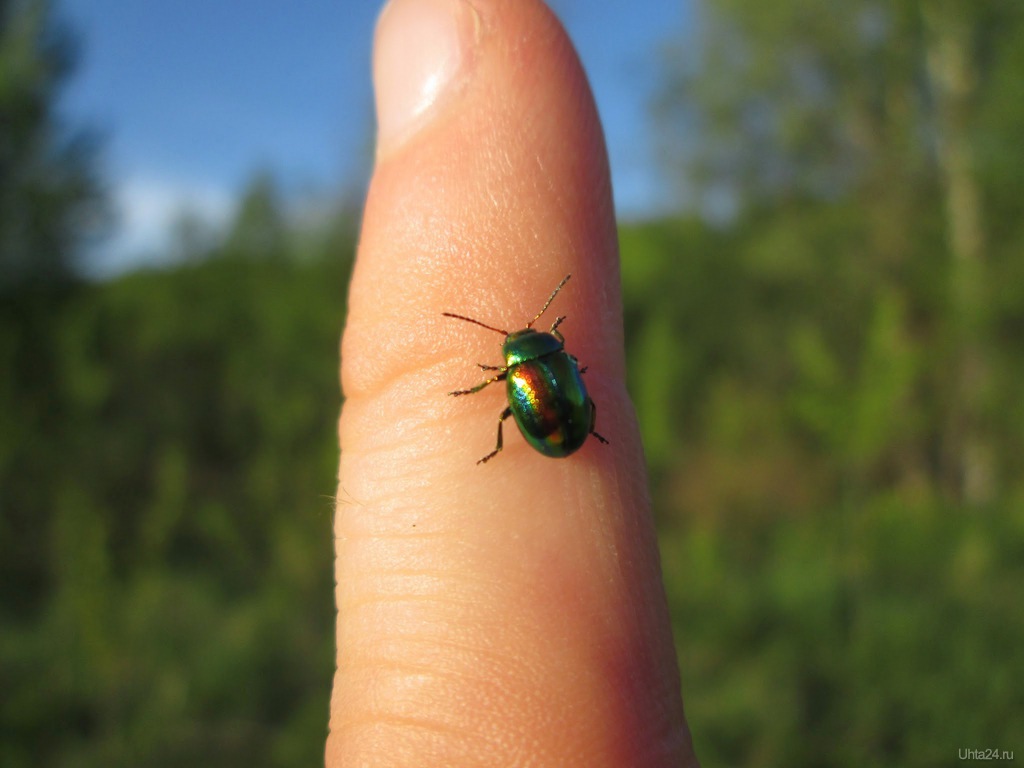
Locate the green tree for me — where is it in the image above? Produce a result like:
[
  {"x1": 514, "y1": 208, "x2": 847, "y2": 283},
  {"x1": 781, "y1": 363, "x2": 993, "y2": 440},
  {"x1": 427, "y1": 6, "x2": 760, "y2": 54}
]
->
[
  {"x1": 0, "y1": 0, "x2": 105, "y2": 288},
  {"x1": 223, "y1": 172, "x2": 289, "y2": 261},
  {"x1": 646, "y1": 3, "x2": 1024, "y2": 763},
  {"x1": 655, "y1": 0, "x2": 1024, "y2": 504},
  {"x1": 0, "y1": 0, "x2": 105, "y2": 620},
  {"x1": 2, "y1": 206, "x2": 355, "y2": 765}
]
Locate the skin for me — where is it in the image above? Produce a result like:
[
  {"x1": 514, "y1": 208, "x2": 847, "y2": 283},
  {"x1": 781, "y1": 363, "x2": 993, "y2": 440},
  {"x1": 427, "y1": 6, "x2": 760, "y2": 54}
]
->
[{"x1": 327, "y1": 0, "x2": 699, "y2": 765}]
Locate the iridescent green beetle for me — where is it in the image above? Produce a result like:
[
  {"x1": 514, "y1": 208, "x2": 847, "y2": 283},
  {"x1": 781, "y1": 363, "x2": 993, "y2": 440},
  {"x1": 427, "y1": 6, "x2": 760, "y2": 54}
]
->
[{"x1": 444, "y1": 274, "x2": 609, "y2": 464}]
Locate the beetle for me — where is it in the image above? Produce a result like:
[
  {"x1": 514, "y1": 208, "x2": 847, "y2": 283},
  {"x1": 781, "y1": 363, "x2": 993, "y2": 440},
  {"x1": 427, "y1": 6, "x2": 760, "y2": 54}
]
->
[{"x1": 443, "y1": 274, "x2": 609, "y2": 464}]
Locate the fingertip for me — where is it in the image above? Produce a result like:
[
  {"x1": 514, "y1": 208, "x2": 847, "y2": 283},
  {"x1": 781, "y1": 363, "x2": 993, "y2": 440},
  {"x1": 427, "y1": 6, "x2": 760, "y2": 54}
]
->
[{"x1": 349, "y1": 0, "x2": 617, "y2": 402}]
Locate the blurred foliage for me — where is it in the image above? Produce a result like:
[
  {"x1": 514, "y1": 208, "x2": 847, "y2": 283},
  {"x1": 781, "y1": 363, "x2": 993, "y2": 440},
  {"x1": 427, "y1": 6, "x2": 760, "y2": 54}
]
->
[
  {"x1": 0, "y1": 0, "x2": 106, "y2": 289},
  {"x1": 1, "y1": 175, "x2": 355, "y2": 763},
  {"x1": 2, "y1": 0, "x2": 1024, "y2": 766},
  {"x1": 623, "y1": 209, "x2": 1024, "y2": 765},
  {"x1": 645, "y1": 0, "x2": 1024, "y2": 764},
  {"x1": 1, "y1": 167, "x2": 355, "y2": 765}
]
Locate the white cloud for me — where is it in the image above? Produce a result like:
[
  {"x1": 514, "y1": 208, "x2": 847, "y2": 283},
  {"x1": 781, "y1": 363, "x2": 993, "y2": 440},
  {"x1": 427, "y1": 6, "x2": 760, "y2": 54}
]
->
[{"x1": 86, "y1": 175, "x2": 234, "y2": 278}]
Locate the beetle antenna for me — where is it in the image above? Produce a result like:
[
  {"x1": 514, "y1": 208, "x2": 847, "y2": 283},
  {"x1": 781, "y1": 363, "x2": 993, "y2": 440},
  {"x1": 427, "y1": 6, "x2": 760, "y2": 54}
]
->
[
  {"x1": 442, "y1": 313, "x2": 508, "y2": 335},
  {"x1": 526, "y1": 274, "x2": 571, "y2": 328}
]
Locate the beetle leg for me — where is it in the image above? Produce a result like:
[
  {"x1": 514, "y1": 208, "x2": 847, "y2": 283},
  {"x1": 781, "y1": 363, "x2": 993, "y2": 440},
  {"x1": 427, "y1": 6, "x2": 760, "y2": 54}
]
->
[
  {"x1": 579, "y1": 365, "x2": 588, "y2": 375},
  {"x1": 449, "y1": 371, "x2": 507, "y2": 397},
  {"x1": 477, "y1": 363, "x2": 505, "y2": 371},
  {"x1": 589, "y1": 400, "x2": 610, "y2": 444},
  {"x1": 478, "y1": 406, "x2": 513, "y2": 464}
]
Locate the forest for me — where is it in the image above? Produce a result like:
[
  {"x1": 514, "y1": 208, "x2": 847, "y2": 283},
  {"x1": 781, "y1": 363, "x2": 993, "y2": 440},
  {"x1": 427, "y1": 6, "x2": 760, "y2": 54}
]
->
[{"x1": 2, "y1": 0, "x2": 1022, "y2": 765}]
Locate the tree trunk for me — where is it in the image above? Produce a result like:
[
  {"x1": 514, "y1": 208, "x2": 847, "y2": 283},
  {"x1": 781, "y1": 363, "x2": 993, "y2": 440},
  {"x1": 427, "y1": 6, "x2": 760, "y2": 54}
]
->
[{"x1": 923, "y1": 3, "x2": 992, "y2": 505}]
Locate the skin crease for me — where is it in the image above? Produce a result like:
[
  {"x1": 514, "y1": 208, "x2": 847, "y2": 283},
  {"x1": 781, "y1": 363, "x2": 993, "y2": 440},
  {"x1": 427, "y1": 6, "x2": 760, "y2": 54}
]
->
[{"x1": 328, "y1": 1, "x2": 700, "y2": 765}]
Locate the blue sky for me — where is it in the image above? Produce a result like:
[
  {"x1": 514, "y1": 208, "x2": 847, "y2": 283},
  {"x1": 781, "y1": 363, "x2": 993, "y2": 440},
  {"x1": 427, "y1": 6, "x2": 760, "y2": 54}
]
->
[{"x1": 58, "y1": 1, "x2": 689, "y2": 275}]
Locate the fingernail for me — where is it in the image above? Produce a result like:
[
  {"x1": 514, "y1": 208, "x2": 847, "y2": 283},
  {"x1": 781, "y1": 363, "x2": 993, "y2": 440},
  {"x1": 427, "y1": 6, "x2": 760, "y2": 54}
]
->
[{"x1": 373, "y1": 0, "x2": 480, "y2": 153}]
